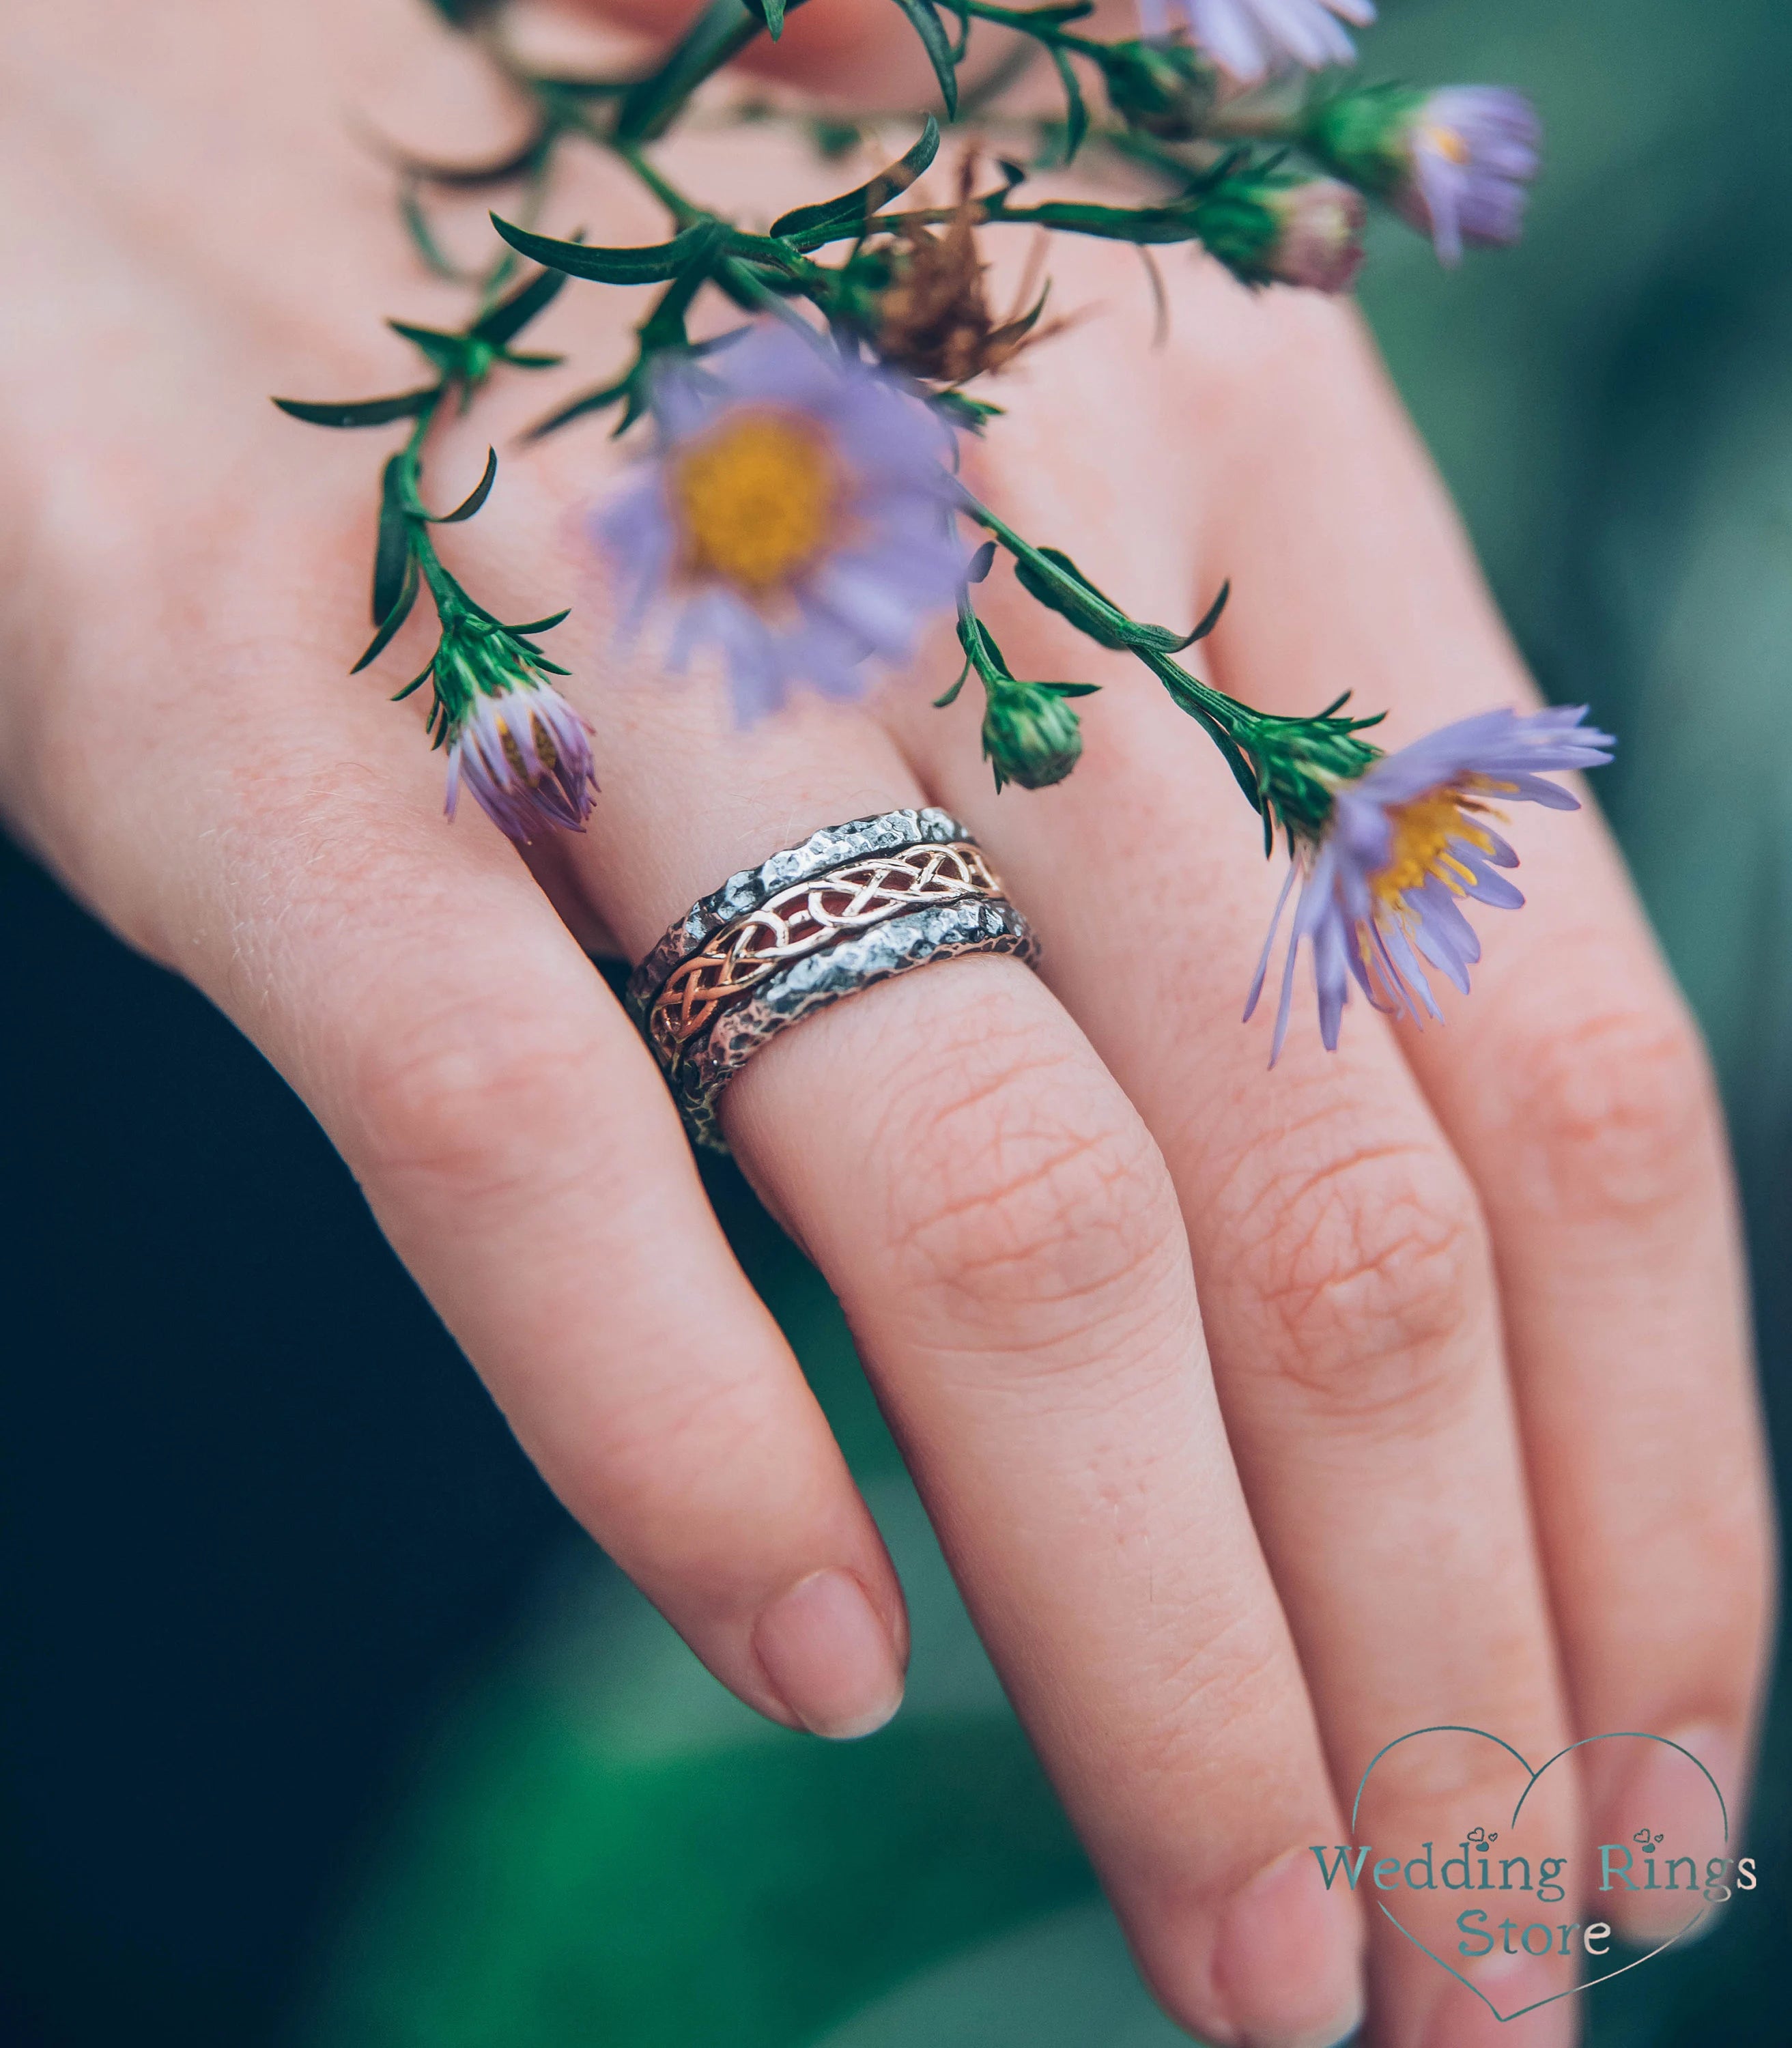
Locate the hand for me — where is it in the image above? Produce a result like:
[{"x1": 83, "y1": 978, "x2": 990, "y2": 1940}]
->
[{"x1": 0, "y1": 5, "x2": 1771, "y2": 2046}]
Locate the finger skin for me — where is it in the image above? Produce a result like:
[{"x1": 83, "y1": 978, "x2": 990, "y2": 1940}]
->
[
  {"x1": 1188, "y1": 279, "x2": 1776, "y2": 1944},
  {"x1": 542, "y1": 616, "x2": 1364, "y2": 2043},
  {"x1": 725, "y1": 958, "x2": 1365, "y2": 2048},
  {"x1": 872, "y1": 260, "x2": 1581, "y2": 2047},
  {"x1": 7, "y1": 500, "x2": 911, "y2": 1743}
]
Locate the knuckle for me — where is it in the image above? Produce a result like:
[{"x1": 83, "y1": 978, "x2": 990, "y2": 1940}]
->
[
  {"x1": 1237, "y1": 1133, "x2": 1492, "y2": 1432},
  {"x1": 1508, "y1": 999, "x2": 1720, "y2": 1222},
  {"x1": 876, "y1": 1010, "x2": 1186, "y2": 1354},
  {"x1": 352, "y1": 993, "x2": 601, "y2": 1211},
  {"x1": 1364, "y1": 1728, "x2": 1569, "y2": 1832}
]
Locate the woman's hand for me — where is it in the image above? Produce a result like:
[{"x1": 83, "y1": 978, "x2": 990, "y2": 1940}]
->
[{"x1": 0, "y1": 5, "x2": 1772, "y2": 2046}]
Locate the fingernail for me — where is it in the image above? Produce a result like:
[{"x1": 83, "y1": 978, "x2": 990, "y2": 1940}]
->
[
  {"x1": 1594, "y1": 1721, "x2": 1740, "y2": 1945},
  {"x1": 1211, "y1": 1845, "x2": 1364, "y2": 2048},
  {"x1": 1419, "y1": 1952, "x2": 1575, "y2": 2048},
  {"x1": 752, "y1": 1569, "x2": 905, "y2": 1739}
]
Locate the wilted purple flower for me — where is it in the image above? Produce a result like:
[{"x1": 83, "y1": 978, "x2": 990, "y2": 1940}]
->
[
  {"x1": 1247, "y1": 707, "x2": 1615, "y2": 1059},
  {"x1": 444, "y1": 681, "x2": 597, "y2": 844},
  {"x1": 596, "y1": 322, "x2": 968, "y2": 721},
  {"x1": 1397, "y1": 87, "x2": 1541, "y2": 266},
  {"x1": 1138, "y1": 0, "x2": 1374, "y2": 84}
]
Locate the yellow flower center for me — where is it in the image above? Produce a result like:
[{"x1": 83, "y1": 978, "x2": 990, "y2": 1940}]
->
[
  {"x1": 1423, "y1": 123, "x2": 1472, "y2": 166},
  {"x1": 1372, "y1": 786, "x2": 1495, "y2": 905},
  {"x1": 498, "y1": 707, "x2": 557, "y2": 786},
  {"x1": 671, "y1": 406, "x2": 842, "y2": 595}
]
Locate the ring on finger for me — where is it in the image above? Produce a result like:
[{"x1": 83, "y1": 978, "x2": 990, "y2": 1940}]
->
[{"x1": 627, "y1": 807, "x2": 1039, "y2": 1148}]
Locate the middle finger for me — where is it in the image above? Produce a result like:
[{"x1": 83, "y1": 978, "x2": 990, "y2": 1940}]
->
[{"x1": 890, "y1": 356, "x2": 1581, "y2": 2048}]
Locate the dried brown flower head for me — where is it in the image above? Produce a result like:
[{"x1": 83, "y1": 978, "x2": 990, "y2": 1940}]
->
[{"x1": 874, "y1": 159, "x2": 1066, "y2": 386}]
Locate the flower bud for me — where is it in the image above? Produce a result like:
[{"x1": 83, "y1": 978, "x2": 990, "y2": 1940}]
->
[
  {"x1": 1192, "y1": 175, "x2": 1365, "y2": 294},
  {"x1": 427, "y1": 613, "x2": 597, "y2": 842},
  {"x1": 1098, "y1": 40, "x2": 1217, "y2": 141},
  {"x1": 1262, "y1": 180, "x2": 1367, "y2": 292},
  {"x1": 982, "y1": 680, "x2": 1085, "y2": 791}
]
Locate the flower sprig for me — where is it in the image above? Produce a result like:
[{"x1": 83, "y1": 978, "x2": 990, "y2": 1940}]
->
[
  {"x1": 274, "y1": 261, "x2": 596, "y2": 838},
  {"x1": 274, "y1": 0, "x2": 1596, "y2": 1052}
]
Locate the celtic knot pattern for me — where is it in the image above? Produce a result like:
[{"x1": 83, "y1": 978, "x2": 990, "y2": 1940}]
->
[{"x1": 649, "y1": 841, "x2": 1001, "y2": 1061}]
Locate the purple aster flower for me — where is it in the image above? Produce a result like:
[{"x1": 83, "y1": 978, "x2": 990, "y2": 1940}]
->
[
  {"x1": 1397, "y1": 88, "x2": 1541, "y2": 267},
  {"x1": 1246, "y1": 706, "x2": 1615, "y2": 1060},
  {"x1": 1138, "y1": 0, "x2": 1374, "y2": 84},
  {"x1": 595, "y1": 322, "x2": 969, "y2": 722},
  {"x1": 444, "y1": 680, "x2": 597, "y2": 844}
]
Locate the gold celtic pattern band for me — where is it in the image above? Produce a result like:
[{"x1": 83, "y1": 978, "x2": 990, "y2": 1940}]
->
[
  {"x1": 626, "y1": 808, "x2": 1041, "y2": 1151},
  {"x1": 649, "y1": 840, "x2": 1001, "y2": 1062}
]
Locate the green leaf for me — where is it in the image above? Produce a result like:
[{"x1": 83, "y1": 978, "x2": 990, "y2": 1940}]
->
[
  {"x1": 429, "y1": 446, "x2": 499, "y2": 524},
  {"x1": 887, "y1": 0, "x2": 958, "y2": 119},
  {"x1": 1046, "y1": 681, "x2": 1100, "y2": 696},
  {"x1": 504, "y1": 609, "x2": 571, "y2": 636},
  {"x1": 1013, "y1": 544, "x2": 1133, "y2": 647},
  {"x1": 351, "y1": 554, "x2": 421, "y2": 673},
  {"x1": 490, "y1": 214, "x2": 721, "y2": 284},
  {"x1": 399, "y1": 182, "x2": 473, "y2": 282},
  {"x1": 616, "y1": 0, "x2": 793, "y2": 144},
  {"x1": 967, "y1": 539, "x2": 996, "y2": 584},
  {"x1": 771, "y1": 116, "x2": 940, "y2": 243},
  {"x1": 272, "y1": 388, "x2": 438, "y2": 429},
  {"x1": 956, "y1": 610, "x2": 1014, "y2": 680},
  {"x1": 472, "y1": 261, "x2": 570, "y2": 345},
  {"x1": 746, "y1": 0, "x2": 786, "y2": 35},
  {"x1": 372, "y1": 455, "x2": 414, "y2": 624},
  {"x1": 933, "y1": 653, "x2": 972, "y2": 707},
  {"x1": 1014, "y1": 543, "x2": 1216, "y2": 654},
  {"x1": 931, "y1": 388, "x2": 1004, "y2": 432},
  {"x1": 388, "y1": 659, "x2": 434, "y2": 702},
  {"x1": 1186, "y1": 577, "x2": 1230, "y2": 642},
  {"x1": 388, "y1": 320, "x2": 472, "y2": 375},
  {"x1": 523, "y1": 376, "x2": 636, "y2": 440},
  {"x1": 1050, "y1": 48, "x2": 1087, "y2": 162},
  {"x1": 1003, "y1": 199, "x2": 1201, "y2": 245},
  {"x1": 386, "y1": 126, "x2": 551, "y2": 190}
]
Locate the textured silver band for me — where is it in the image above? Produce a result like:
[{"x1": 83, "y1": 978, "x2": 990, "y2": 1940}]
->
[
  {"x1": 673, "y1": 896, "x2": 1039, "y2": 1150},
  {"x1": 625, "y1": 806, "x2": 972, "y2": 1027},
  {"x1": 628, "y1": 809, "x2": 1039, "y2": 1152}
]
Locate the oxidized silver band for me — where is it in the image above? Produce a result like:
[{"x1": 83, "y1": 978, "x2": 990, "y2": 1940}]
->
[{"x1": 629, "y1": 808, "x2": 1040, "y2": 1150}]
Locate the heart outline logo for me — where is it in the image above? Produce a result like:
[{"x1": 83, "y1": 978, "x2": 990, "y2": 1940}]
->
[{"x1": 1348, "y1": 1726, "x2": 1729, "y2": 2022}]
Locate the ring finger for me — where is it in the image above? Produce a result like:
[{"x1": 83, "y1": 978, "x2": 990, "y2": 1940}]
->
[{"x1": 532, "y1": 571, "x2": 1369, "y2": 2047}]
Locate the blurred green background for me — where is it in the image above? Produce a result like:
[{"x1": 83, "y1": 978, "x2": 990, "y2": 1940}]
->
[{"x1": 4, "y1": 0, "x2": 1791, "y2": 2040}]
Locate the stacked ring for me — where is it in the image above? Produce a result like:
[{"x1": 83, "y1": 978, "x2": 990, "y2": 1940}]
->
[{"x1": 627, "y1": 808, "x2": 1040, "y2": 1149}]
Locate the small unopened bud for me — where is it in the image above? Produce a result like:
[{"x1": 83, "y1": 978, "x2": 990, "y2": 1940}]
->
[
  {"x1": 1193, "y1": 175, "x2": 1365, "y2": 295},
  {"x1": 1264, "y1": 180, "x2": 1367, "y2": 293},
  {"x1": 1098, "y1": 40, "x2": 1217, "y2": 141},
  {"x1": 429, "y1": 613, "x2": 597, "y2": 842},
  {"x1": 982, "y1": 680, "x2": 1085, "y2": 791}
]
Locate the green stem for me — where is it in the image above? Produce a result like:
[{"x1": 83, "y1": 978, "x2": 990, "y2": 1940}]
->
[
  {"x1": 614, "y1": 0, "x2": 798, "y2": 145},
  {"x1": 384, "y1": 390, "x2": 479, "y2": 625},
  {"x1": 957, "y1": 490, "x2": 1260, "y2": 744},
  {"x1": 958, "y1": 1, "x2": 1104, "y2": 59},
  {"x1": 614, "y1": 139, "x2": 708, "y2": 227}
]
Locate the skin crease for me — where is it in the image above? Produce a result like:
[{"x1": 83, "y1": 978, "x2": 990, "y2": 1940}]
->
[{"x1": 0, "y1": 3, "x2": 1775, "y2": 2046}]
